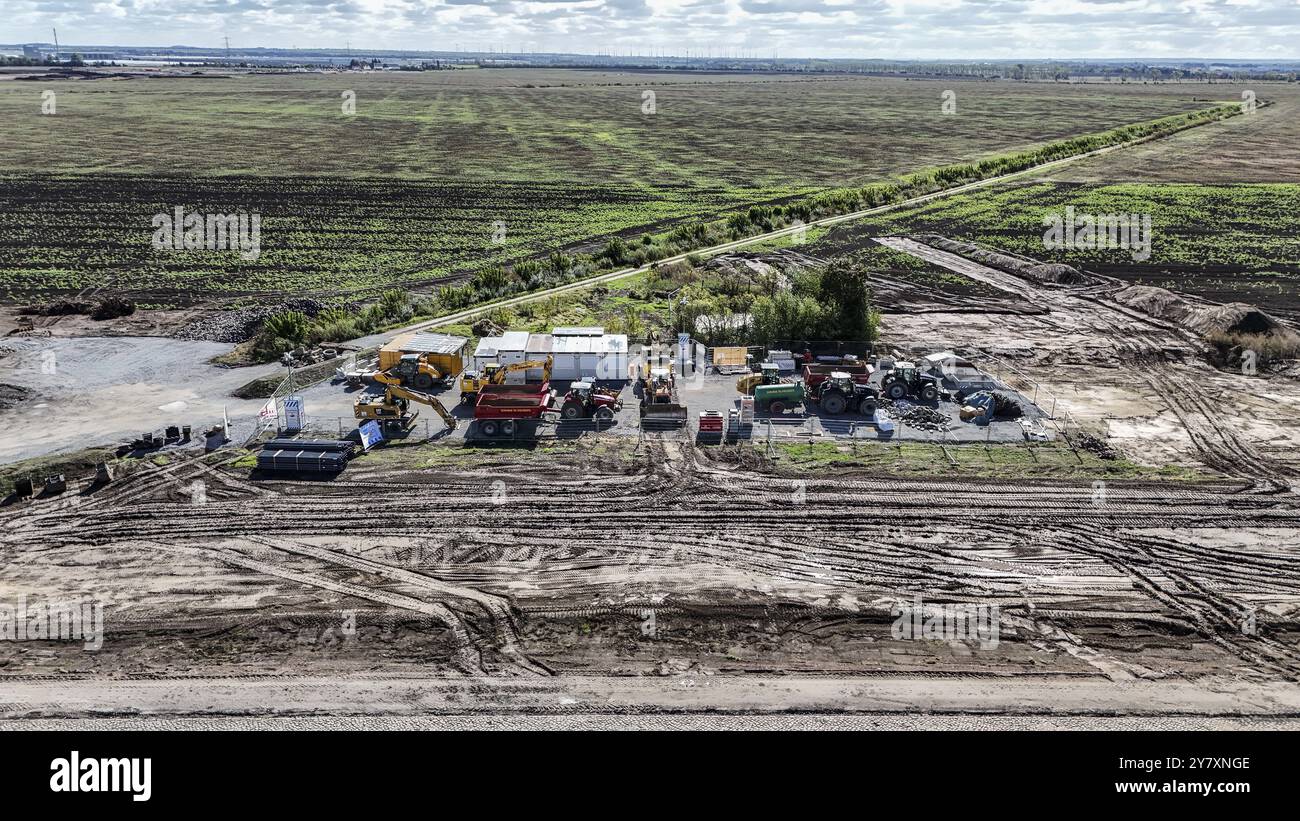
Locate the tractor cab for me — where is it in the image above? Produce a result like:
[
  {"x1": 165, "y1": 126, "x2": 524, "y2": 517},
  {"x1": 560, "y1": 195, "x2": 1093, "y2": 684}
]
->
[
  {"x1": 460, "y1": 361, "x2": 501, "y2": 401},
  {"x1": 394, "y1": 354, "x2": 424, "y2": 382}
]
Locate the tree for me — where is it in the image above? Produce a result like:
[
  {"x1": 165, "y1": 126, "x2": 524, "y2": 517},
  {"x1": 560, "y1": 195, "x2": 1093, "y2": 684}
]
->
[
  {"x1": 817, "y1": 259, "x2": 876, "y2": 340},
  {"x1": 751, "y1": 292, "x2": 825, "y2": 343}
]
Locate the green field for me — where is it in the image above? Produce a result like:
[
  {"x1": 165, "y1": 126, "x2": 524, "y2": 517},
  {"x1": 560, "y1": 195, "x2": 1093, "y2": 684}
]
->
[
  {"x1": 809, "y1": 180, "x2": 1300, "y2": 315},
  {"x1": 0, "y1": 68, "x2": 1233, "y2": 307}
]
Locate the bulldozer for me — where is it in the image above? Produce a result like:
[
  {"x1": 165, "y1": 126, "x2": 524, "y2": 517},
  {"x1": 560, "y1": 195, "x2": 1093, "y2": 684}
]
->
[
  {"x1": 639, "y1": 363, "x2": 687, "y2": 424},
  {"x1": 370, "y1": 353, "x2": 452, "y2": 392},
  {"x1": 460, "y1": 355, "x2": 553, "y2": 404},
  {"x1": 354, "y1": 384, "x2": 458, "y2": 433}
]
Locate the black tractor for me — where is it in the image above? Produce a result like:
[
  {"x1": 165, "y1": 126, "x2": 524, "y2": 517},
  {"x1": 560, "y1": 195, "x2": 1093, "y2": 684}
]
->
[
  {"x1": 812, "y1": 373, "x2": 879, "y2": 416},
  {"x1": 880, "y1": 361, "x2": 940, "y2": 403}
]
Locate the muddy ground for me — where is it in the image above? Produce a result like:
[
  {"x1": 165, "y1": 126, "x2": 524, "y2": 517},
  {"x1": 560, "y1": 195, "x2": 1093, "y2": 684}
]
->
[{"x1": 2, "y1": 426, "x2": 1300, "y2": 719}]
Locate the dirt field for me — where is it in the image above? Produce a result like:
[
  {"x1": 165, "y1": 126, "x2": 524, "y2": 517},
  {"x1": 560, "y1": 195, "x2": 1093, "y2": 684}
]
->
[
  {"x1": 3, "y1": 429, "x2": 1299, "y2": 719},
  {"x1": 1044, "y1": 83, "x2": 1300, "y2": 184}
]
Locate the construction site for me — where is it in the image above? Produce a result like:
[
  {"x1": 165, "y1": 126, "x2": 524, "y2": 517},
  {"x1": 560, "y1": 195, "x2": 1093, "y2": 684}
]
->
[{"x1": 3, "y1": 223, "x2": 1300, "y2": 727}]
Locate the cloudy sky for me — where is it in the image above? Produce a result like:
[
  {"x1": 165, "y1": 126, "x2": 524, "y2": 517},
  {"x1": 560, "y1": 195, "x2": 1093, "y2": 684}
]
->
[{"x1": 7, "y1": 0, "x2": 1300, "y2": 59}]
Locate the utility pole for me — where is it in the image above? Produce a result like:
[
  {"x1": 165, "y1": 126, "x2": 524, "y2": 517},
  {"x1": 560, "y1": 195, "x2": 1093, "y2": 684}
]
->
[
  {"x1": 52, "y1": 27, "x2": 60, "y2": 62},
  {"x1": 224, "y1": 36, "x2": 230, "y2": 61}
]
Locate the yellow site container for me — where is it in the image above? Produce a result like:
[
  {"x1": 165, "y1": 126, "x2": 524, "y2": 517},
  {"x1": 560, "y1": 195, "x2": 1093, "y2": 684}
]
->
[
  {"x1": 713, "y1": 346, "x2": 748, "y2": 367},
  {"x1": 378, "y1": 332, "x2": 469, "y2": 377}
]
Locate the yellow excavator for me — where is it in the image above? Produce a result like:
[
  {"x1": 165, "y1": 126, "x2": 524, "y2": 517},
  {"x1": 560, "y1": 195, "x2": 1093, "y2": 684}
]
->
[
  {"x1": 354, "y1": 383, "x2": 458, "y2": 433},
  {"x1": 460, "y1": 355, "x2": 553, "y2": 404},
  {"x1": 370, "y1": 353, "x2": 452, "y2": 392}
]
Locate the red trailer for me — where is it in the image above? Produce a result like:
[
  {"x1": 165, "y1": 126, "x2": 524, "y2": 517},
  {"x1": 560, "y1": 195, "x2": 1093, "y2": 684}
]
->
[
  {"x1": 474, "y1": 385, "x2": 555, "y2": 437},
  {"x1": 801, "y1": 362, "x2": 874, "y2": 390}
]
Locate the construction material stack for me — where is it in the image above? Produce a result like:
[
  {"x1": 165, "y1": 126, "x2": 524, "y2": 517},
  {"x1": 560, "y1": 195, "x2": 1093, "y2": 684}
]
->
[{"x1": 257, "y1": 439, "x2": 354, "y2": 474}]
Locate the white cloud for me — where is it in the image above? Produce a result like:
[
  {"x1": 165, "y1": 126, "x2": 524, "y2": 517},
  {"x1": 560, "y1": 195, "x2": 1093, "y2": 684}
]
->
[{"x1": 4, "y1": 0, "x2": 1299, "y2": 57}]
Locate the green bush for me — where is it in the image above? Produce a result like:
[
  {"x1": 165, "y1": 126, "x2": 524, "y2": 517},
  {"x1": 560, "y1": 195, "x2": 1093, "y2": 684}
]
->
[{"x1": 263, "y1": 310, "x2": 310, "y2": 344}]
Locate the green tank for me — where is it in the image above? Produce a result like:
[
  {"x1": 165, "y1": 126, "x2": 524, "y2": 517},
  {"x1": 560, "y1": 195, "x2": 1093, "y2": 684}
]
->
[{"x1": 753, "y1": 382, "x2": 804, "y2": 414}]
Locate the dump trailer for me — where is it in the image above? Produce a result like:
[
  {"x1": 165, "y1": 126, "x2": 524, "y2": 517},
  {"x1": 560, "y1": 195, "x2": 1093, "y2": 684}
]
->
[
  {"x1": 474, "y1": 384, "x2": 555, "y2": 437},
  {"x1": 802, "y1": 362, "x2": 874, "y2": 391},
  {"x1": 461, "y1": 355, "x2": 553, "y2": 404}
]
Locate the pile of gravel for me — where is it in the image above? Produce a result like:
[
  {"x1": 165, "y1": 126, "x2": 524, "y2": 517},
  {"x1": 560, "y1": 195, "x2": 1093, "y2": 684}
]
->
[
  {"x1": 175, "y1": 299, "x2": 324, "y2": 343},
  {"x1": 0, "y1": 383, "x2": 32, "y2": 410},
  {"x1": 881, "y1": 399, "x2": 950, "y2": 431}
]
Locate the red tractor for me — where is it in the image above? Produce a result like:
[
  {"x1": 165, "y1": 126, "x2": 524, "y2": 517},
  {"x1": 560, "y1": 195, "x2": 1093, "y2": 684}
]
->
[{"x1": 557, "y1": 380, "x2": 622, "y2": 421}]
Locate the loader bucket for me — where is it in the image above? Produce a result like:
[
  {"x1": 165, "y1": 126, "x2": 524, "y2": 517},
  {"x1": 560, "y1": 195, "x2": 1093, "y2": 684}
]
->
[{"x1": 641, "y1": 402, "x2": 688, "y2": 427}]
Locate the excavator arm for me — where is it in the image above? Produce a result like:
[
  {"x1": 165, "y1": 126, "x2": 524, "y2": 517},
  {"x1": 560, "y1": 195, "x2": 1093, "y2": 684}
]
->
[
  {"x1": 384, "y1": 385, "x2": 458, "y2": 431},
  {"x1": 491, "y1": 354, "x2": 554, "y2": 385}
]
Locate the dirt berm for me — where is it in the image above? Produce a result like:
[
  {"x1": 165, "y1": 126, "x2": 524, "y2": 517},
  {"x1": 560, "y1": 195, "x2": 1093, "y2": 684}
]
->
[
  {"x1": 914, "y1": 234, "x2": 1095, "y2": 286},
  {"x1": 1112, "y1": 284, "x2": 1285, "y2": 336}
]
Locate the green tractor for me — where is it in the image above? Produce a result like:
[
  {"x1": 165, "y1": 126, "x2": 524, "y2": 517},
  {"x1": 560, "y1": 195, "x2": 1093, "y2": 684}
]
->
[
  {"x1": 880, "y1": 361, "x2": 941, "y2": 403},
  {"x1": 812, "y1": 373, "x2": 879, "y2": 416}
]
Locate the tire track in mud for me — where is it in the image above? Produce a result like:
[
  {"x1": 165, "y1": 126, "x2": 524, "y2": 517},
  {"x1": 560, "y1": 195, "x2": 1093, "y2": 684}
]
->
[
  {"x1": 6, "y1": 443, "x2": 1300, "y2": 678},
  {"x1": 135, "y1": 539, "x2": 486, "y2": 673},
  {"x1": 240, "y1": 535, "x2": 549, "y2": 677}
]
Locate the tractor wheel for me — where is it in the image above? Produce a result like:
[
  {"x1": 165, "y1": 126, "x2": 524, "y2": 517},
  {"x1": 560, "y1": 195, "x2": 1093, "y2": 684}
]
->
[
  {"x1": 414, "y1": 374, "x2": 434, "y2": 391},
  {"x1": 820, "y1": 392, "x2": 847, "y2": 415},
  {"x1": 595, "y1": 406, "x2": 615, "y2": 421},
  {"x1": 480, "y1": 420, "x2": 499, "y2": 437},
  {"x1": 768, "y1": 401, "x2": 786, "y2": 415},
  {"x1": 561, "y1": 401, "x2": 583, "y2": 420},
  {"x1": 886, "y1": 382, "x2": 907, "y2": 400},
  {"x1": 921, "y1": 383, "x2": 939, "y2": 402},
  {"x1": 859, "y1": 399, "x2": 877, "y2": 417},
  {"x1": 501, "y1": 420, "x2": 517, "y2": 437}
]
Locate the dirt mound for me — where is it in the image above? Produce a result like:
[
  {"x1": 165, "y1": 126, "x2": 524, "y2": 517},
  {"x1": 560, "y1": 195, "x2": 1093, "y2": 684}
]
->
[
  {"x1": 175, "y1": 299, "x2": 324, "y2": 343},
  {"x1": 702, "y1": 250, "x2": 825, "y2": 289},
  {"x1": 916, "y1": 234, "x2": 1094, "y2": 286},
  {"x1": 1112, "y1": 285, "x2": 1283, "y2": 337},
  {"x1": 21, "y1": 296, "x2": 136, "y2": 321},
  {"x1": 1023, "y1": 262, "x2": 1090, "y2": 285}
]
